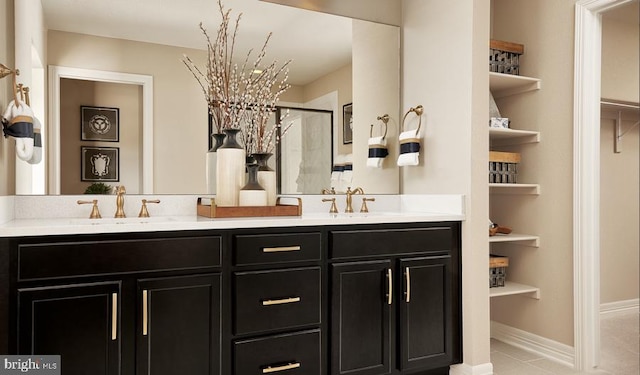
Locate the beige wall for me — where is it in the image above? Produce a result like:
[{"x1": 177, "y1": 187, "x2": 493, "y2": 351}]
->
[
  {"x1": 489, "y1": 0, "x2": 577, "y2": 347},
  {"x1": 351, "y1": 20, "x2": 400, "y2": 194},
  {"x1": 599, "y1": 10, "x2": 639, "y2": 304},
  {"x1": 60, "y1": 79, "x2": 142, "y2": 194},
  {"x1": 0, "y1": 0, "x2": 15, "y2": 196},
  {"x1": 601, "y1": 12, "x2": 639, "y2": 102},
  {"x1": 262, "y1": 0, "x2": 401, "y2": 26},
  {"x1": 402, "y1": 0, "x2": 492, "y2": 368}
]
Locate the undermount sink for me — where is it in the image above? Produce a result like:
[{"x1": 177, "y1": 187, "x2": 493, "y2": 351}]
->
[{"x1": 67, "y1": 216, "x2": 179, "y2": 225}]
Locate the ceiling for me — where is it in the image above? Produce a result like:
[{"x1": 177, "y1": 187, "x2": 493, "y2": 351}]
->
[{"x1": 40, "y1": 0, "x2": 353, "y2": 85}]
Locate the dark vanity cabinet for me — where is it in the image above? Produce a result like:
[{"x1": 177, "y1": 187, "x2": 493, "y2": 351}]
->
[
  {"x1": 10, "y1": 235, "x2": 222, "y2": 375},
  {"x1": 231, "y1": 231, "x2": 323, "y2": 375},
  {"x1": 1, "y1": 221, "x2": 460, "y2": 375},
  {"x1": 329, "y1": 224, "x2": 462, "y2": 375}
]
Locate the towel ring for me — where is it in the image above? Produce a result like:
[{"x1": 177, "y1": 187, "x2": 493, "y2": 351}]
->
[
  {"x1": 401, "y1": 105, "x2": 423, "y2": 134},
  {"x1": 370, "y1": 114, "x2": 389, "y2": 139}
]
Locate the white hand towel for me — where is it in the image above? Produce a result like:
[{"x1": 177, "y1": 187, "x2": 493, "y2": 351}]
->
[
  {"x1": 367, "y1": 136, "x2": 388, "y2": 168},
  {"x1": 330, "y1": 154, "x2": 345, "y2": 188},
  {"x1": 342, "y1": 153, "x2": 353, "y2": 187},
  {"x1": 397, "y1": 129, "x2": 421, "y2": 167},
  {"x1": 2, "y1": 99, "x2": 34, "y2": 161}
]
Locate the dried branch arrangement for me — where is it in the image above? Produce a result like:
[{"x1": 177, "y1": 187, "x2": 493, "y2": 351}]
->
[{"x1": 182, "y1": 0, "x2": 292, "y2": 154}]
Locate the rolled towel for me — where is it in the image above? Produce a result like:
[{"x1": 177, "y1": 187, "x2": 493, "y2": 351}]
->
[
  {"x1": 330, "y1": 154, "x2": 345, "y2": 187},
  {"x1": 367, "y1": 136, "x2": 388, "y2": 168},
  {"x1": 2, "y1": 99, "x2": 34, "y2": 161},
  {"x1": 342, "y1": 154, "x2": 353, "y2": 187},
  {"x1": 28, "y1": 116, "x2": 43, "y2": 164},
  {"x1": 397, "y1": 129, "x2": 421, "y2": 166}
]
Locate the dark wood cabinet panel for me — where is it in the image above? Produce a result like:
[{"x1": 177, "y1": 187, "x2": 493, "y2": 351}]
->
[
  {"x1": 137, "y1": 274, "x2": 221, "y2": 375},
  {"x1": 233, "y1": 232, "x2": 321, "y2": 266},
  {"x1": 234, "y1": 267, "x2": 321, "y2": 335},
  {"x1": 234, "y1": 329, "x2": 321, "y2": 375},
  {"x1": 18, "y1": 236, "x2": 222, "y2": 281},
  {"x1": 330, "y1": 260, "x2": 392, "y2": 375},
  {"x1": 399, "y1": 256, "x2": 453, "y2": 371},
  {"x1": 329, "y1": 226, "x2": 453, "y2": 260},
  {"x1": 17, "y1": 282, "x2": 121, "y2": 375}
]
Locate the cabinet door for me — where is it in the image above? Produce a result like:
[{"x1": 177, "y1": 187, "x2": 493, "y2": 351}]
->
[
  {"x1": 137, "y1": 274, "x2": 221, "y2": 375},
  {"x1": 18, "y1": 282, "x2": 121, "y2": 375},
  {"x1": 331, "y1": 260, "x2": 392, "y2": 375},
  {"x1": 398, "y1": 256, "x2": 454, "y2": 371}
]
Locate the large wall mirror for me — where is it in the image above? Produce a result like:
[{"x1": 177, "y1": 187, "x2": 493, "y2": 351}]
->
[{"x1": 35, "y1": 0, "x2": 400, "y2": 195}]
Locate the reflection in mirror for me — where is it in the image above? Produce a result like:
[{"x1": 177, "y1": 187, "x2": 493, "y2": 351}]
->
[
  {"x1": 37, "y1": 0, "x2": 400, "y2": 195},
  {"x1": 276, "y1": 107, "x2": 333, "y2": 194}
]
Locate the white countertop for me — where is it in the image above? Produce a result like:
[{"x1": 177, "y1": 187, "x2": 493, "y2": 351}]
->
[{"x1": 0, "y1": 194, "x2": 465, "y2": 237}]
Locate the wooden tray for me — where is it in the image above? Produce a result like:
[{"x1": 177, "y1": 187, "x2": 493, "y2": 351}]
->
[
  {"x1": 489, "y1": 255, "x2": 509, "y2": 268},
  {"x1": 197, "y1": 197, "x2": 302, "y2": 218}
]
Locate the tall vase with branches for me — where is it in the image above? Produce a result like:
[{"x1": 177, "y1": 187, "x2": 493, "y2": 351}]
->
[{"x1": 182, "y1": 0, "x2": 293, "y2": 206}]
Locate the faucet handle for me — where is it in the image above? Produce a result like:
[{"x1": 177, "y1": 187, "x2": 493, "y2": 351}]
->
[
  {"x1": 138, "y1": 199, "x2": 161, "y2": 218},
  {"x1": 77, "y1": 199, "x2": 102, "y2": 219},
  {"x1": 322, "y1": 198, "x2": 339, "y2": 214},
  {"x1": 322, "y1": 187, "x2": 336, "y2": 194},
  {"x1": 360, "y1": 197, "x2": 375, "y2": 213}
]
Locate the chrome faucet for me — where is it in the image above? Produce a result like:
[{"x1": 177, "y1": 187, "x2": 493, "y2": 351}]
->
[
  {"x1": 115, "y1": 185, "x2": 126, "y2": 218},
  {"x1": 345, "y1": 187, "x2": 364, "y2": 213}
]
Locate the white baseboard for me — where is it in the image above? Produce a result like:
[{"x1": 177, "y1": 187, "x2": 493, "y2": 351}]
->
[
  {"x1": 490, "y1": 321, "x2": 575, "y2": 368},
  {"x1": 449, "y1": 362, "x2": 494, "y2": 375},
  {"x1": 600, "y1": 298, "x2": 639, "y2": 318}
]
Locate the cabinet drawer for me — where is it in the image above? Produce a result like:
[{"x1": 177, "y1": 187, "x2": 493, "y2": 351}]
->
[
  {"x1": 330, "y1": 226, "x2": 454, "y2": 259},
  {"x1": 234, "y1": 329, "x2": 321, "y2": 375},
  {"x1": 233, "y1": 232, "x2": 321, "y2": 266},
  {"x1": 234, "y1": 267, "x2": 321, "y2": 335},
  {"x1": 18, "y1": 236, "x2": 222, "y2": 281}
]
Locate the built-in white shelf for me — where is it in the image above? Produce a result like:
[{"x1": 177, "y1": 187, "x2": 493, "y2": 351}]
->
[
  {"x1": 489, "y1": 72, "x2": 541, "y2": 98},
  {"x1": 601, "y1": 99, "x2": 640, "y2": 117},
  {"x1": 490, "y1": 281, "x2": 540, "y2": 299},
  {"x1": 489, "y1": 233, "x2": 540, "y2": 247},
  {"x1": 489, "y1": 183, "x2": 540, "y2": 195},
  {"x1": 490, "y1": 127, "x2": 540, "y2": 146}
]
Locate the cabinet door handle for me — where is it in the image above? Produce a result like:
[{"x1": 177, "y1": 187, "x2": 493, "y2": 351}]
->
[
  {"x1": 111, "y1": 293, "x2": 117, "y2": 341},
  {"x1": 262, "y1": 245, "x2": 301, "y2": 253},
  {"x1": 142, "y1": 289, "x2": 148, "y2": 336},
  {"x1": 262, "y1": 297, "x2": 301, "y2": 306},
  {"x1": 405, "y1": 267, "x2": 411, "y2": 303},
  {"x1": 387, "y1": 268, "x2": 393, "y2": 305},
  {"x1": 262, "y1": 362, "x2": 301, "y2": 373}
]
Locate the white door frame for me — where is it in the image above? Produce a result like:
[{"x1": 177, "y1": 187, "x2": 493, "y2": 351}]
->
[
  {"x1": 48, "y1": 66, "x2": 154, "y2": 194},
  {"x1": 573, "y1": 0, "x2": 634, "y2": 370}
]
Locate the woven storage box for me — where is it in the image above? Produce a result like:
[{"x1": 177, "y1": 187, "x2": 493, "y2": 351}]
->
[
  {"x1": 489, "y1": 151, "x2": 520, "y2": 184},
  {"x1": 489, "y1": 255, "x2": 509, "y2": 288},
  {"x1": 489, "y1": 39, "x2": 524, "y2": 75}
]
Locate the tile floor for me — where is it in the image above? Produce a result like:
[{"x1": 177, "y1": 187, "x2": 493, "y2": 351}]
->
[{"x1": 491, "y1": 312, "x2": 639, "y2": 375}]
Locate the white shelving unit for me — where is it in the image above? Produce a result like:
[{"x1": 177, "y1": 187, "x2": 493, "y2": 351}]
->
[
  {"x1": 490, "y1": 282, "x2": 540, "y2": 299},
  {"x1": 489, "y1": 233, "x2": 540, "y2": 247},
  {"x1": 489, "y1": 72, "x2": 541, "y2": 299},
  {"x1": 600, "y1": 99, "x2": 640, "y2": 153},
  {"x1": 489, "y1": 72, "x2": 541, "y2": 98}
]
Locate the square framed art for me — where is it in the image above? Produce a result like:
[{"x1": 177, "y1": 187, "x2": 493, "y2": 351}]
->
[
  {"x1": 81, "y1": 106, "x2": 119, "y2": 142},
  {"x1": 81, "y1": 146, "x2": 119, "y2": 182}
]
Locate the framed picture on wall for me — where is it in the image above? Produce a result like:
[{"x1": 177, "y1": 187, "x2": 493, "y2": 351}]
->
[
  {"x1": 343, "y1": 103, "x2": 353, "y2": 144},
  {"x1": 81, "y1": 106, "x2": 120, "y2": 142},
  {"x1": 81, "y1": 146, "x2": 119, "y2": 182}
]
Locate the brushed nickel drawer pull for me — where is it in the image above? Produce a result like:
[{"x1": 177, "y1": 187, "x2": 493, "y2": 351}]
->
[
  {"x1": 387, "y1": 268, "x2": 393, "y2": 305},
  {"x1": 262, "y1": 297, "x2": 301, "y2": 306},
  {"x1": 142, "y1": 290, "x2": 148, "y2": 336},
  {"x1": 111, "y1": 293, "x2": 117, "y2": 341},
  {"x1": 262, "y1": 246, "x2": 301, "y2": 253},
  {"x1": 405, "y1": 267, "x2": 411, "y2": 303},
  {"x1": 262, "y1": 362, "x2": 301, "y2": 373}
]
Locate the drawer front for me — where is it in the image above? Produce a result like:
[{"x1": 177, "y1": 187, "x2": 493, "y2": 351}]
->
[
  {"x1": 330, "y1": 226, "x2": 454, "y2": 259},
  {"x1": 18, "y1": 236, "x2": 222, "y2": 281},
  {"x1": 234, "y1": 329, "x2": 321, "y2": 375},
  {"x1": 234, "y1": 267, "x2": 321, "y2": 335},
  {"x1": 233, "y1": 232, "x2": 321, "y2": 266}
]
